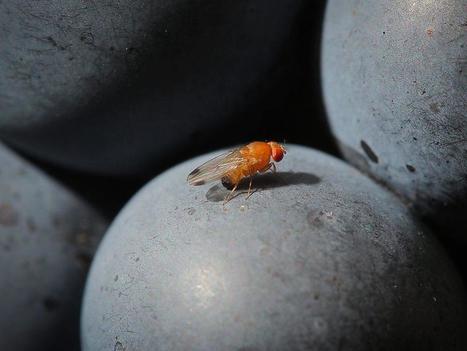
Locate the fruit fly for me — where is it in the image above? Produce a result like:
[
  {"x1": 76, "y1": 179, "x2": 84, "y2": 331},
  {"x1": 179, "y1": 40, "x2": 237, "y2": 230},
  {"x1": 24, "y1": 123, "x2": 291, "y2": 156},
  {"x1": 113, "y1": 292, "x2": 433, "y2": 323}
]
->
[{"x1": 187, "y1": 141, "x2": 286, "y2": 204}]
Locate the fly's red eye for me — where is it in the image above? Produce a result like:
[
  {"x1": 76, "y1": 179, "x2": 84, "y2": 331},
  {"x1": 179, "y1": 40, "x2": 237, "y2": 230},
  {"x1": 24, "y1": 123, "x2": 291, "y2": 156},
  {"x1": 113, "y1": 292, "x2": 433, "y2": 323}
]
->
[{"x1": 272, "y1": 148, "x2": 284, "y2": 162}]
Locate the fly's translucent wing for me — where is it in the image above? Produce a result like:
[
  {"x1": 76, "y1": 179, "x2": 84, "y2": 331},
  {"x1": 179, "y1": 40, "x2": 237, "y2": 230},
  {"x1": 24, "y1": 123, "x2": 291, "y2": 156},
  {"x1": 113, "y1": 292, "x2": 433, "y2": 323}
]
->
[{"x1": 187, "y1": 148, "x2": 247, "y2": 186}]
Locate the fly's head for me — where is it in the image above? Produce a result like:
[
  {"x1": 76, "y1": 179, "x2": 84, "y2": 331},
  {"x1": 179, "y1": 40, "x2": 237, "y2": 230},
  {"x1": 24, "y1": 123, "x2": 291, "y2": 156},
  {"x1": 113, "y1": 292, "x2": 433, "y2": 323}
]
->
[{"x1": 267, "y1": 142, "x2": 286, "y2": 162}]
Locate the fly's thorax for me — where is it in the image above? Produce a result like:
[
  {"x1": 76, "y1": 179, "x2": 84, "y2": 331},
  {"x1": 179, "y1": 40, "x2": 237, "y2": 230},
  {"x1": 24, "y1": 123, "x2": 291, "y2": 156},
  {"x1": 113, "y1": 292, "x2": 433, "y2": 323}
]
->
[
  {"x1": 246, "y1": 141, "x2": 271, "y2": 156},
  {"x1": 245, "y1": 142, "x2": 272, "y2": 168}
]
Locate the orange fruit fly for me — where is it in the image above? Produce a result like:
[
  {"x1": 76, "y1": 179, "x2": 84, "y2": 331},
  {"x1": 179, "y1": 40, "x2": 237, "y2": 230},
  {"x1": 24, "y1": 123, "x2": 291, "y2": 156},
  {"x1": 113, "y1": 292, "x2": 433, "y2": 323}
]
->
[{"x1": 187, "y1": 141, "x2": 286, "y2": 204}]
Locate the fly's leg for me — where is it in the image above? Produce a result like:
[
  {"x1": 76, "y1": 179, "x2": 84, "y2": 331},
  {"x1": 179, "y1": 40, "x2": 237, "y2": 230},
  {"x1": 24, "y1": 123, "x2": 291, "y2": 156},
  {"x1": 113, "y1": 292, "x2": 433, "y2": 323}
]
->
[
  {"x1": 246, "y1": 165, "x2": 254, "y2": 198},
  {"x1": 245, "y1": 176, "x2": 254, "y2": 200},
  {"x1": 259, "y1": 162, "x2": 274, "y2": 174},
  {"x1": 223, "y1": 182, "x2": 239, "y2": 205},
  {"x1": 244, "y1": 163, "x2": 274, "y2": 201}
]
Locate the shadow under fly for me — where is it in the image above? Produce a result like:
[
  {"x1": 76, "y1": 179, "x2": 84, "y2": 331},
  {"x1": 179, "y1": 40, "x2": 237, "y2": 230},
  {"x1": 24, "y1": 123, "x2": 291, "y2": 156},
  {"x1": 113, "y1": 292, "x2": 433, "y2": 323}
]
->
[{"x1": 205, "y1": 171, "x2": 321, "y2": 202}]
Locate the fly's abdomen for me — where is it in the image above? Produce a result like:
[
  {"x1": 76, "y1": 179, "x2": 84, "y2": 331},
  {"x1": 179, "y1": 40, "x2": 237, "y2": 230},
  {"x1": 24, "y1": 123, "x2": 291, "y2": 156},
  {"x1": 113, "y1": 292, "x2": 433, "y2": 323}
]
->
[
  {"x1": 221, "y1": 167, "x2": 247, "y2": 189},
  {"x1": 221, "y1": 176, "x2": 235, "y2": 190}
]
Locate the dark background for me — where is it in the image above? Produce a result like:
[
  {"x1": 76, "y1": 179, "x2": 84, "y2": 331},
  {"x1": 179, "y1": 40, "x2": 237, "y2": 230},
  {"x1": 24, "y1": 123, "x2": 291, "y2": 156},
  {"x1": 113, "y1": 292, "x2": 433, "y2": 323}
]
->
[
  {"x1": 1, "y1": 1, "x2": 465, "y2": 349},
  {"x1": 6, "y1": 0, "x2": 465, "y2": 281},
  {"x1": 13, "y1": 1, "x2": 336, "y2": 220}
]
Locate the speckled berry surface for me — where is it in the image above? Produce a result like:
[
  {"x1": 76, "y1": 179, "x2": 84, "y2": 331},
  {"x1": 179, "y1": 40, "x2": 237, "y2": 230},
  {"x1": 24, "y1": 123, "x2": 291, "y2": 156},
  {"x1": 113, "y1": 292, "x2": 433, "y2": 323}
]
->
[
  {"x1": 0, "y1": 0, "x2": 307, "y2": 175},
  {"x1": 0, "y1": 143, "x2": 107, "y2": 351},
  {"x1": 321, "y1": 0, "x2": 467, "y2": 240},
  {"x1": 81, "y1": 145, "x2": 467, "y2": 351}
]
